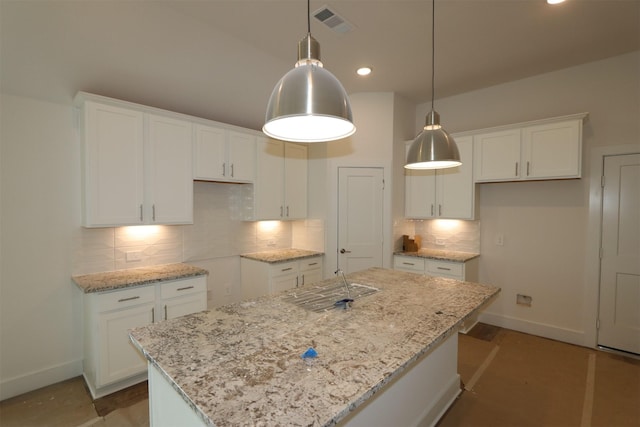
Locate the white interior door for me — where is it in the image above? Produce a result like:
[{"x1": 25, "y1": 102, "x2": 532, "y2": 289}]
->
[
  {"x1": 598, "y1": 153, "x2": 640, "y2": 355},
  {"x1": 337, "y1": 167, "x2": 384, "y2": 274}
]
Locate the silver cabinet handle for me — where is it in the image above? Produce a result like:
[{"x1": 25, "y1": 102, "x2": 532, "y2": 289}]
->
[
  {"x1": 152, "y1": 204, "x2": 156, "y2": 221},
  {"x1": 280, "y1": 206, "x2": 283, "y2": 217},
  {"x1": 438, "y1": 204, "x2": 442, "y2": 216},
  {"x1": 177, "y1": 286, "x2": 194, "y2": 291},
  {"x1": 296, "y1": 276, "x2": 299, "y2": 287},
  {"x1": 281, "y1": 267, "x2": 293, "y2": 272},
  {"x1": 230, "y1": 163, "x2": 234, "y2": 177},
  {"x1": 308, "y1": 262, "x2": 318, "y2": 266},
  {"x1": 152, "y1": 307, "x2": 155, "y2": 323},
  {"x1": 286, "y1": 206, "x2": 289, "y2": 217},
  {"x1": 164, "y1": 304, "x2": 168, "y2": 321},
  {"x1": 402, "y1": 262, "x2": 415, "y2": 266},
  {"x1": 526, "y1": 161, "x2": 530, "y2": 176},
  {"x1": 140, "y1": 204, "x2": 143, "y2": 222},
  {"x1": 301, "y1": 274, "x2": 305, "y2": 286},
  {"x1": 118, "y1": 296, "x2": 140, "y2": 303},
  {"x1": 437, "y1": 266, "x2": 451, "y2": 271},
  {"x1": 515, "y1": 162, "x2": 519, "y2": 176},
  {"x1": 340, "y1": 248, "x2": 351, "y2": 254},
  {"x1": 222, "y1": 163, "x2": 226, "y2": 176},
  {"x1": 430, "y1": 204, "x2": 434, "y2": 216}
]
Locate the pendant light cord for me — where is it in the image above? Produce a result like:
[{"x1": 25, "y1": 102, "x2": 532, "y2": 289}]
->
[
  {"x1": 431, "y1": 0, "x2": 435, "y2": 112},
  {"x1": 307, "y1": 0, "x2": 311, "y2": 34}
]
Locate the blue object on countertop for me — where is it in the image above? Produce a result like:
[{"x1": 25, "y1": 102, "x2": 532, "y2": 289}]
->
[{"x1": 301, "y1": 347, "x2": 318, "y2": 359}]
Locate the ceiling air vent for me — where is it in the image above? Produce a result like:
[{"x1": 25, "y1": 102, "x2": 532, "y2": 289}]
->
[{"x1": 312, "y1": 5, "x2": 353, "y2": 33}]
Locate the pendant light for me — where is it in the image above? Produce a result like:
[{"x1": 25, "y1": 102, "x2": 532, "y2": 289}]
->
[
  {"x1": 405, "y1": 0, "x2": 461, "y2": 170},
  {"x1": 263, "y1": 0, "x2": 355, "y2": 143}
]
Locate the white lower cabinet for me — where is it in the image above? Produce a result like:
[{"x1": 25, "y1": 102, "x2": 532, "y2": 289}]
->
[
  {"x1": 241, "y1": 256, "x2": 323, "y2": 300},
  {"x1": 83, "y1": 276, "x2": 206, "y2": 398},
  {"x1": 393, "y1": 255, "x2": 478, "y2": 282}
]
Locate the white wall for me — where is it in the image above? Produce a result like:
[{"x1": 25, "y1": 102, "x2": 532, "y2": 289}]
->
[
  {"x1": 414, "y1": 51, "x2": 640, "y2": 346},
  {"x1": 0, "y1": 94, "x2": 84, "y2": 399}
]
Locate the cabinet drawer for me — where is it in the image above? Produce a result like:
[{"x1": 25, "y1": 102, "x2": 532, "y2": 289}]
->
[
  {"x1": 160, "y1": 276, "x2": 206, "y2": 300},
  {"x1": 270, "y1": 261, "x2": 298, "y2": 277},
  {"x1": 93, "y1": 285, "x2": 156, "y2": 312},
  {"x1": 394, "y1": 256, "x2": 426, "y2": 272},
  {"x1": 299, "y1": 257, "x2": 322, "y2": 272},
  {"x1": 426, "y1": 260, "x2": 464, "y2": 279}
]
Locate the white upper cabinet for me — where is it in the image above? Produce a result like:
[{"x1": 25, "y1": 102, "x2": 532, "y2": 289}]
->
[
  {"x1": 251, "y1": 138, "x2": 308, "y2": 221},
  {"x1": 474, "y1": 114, "x2": 586, "y2": 183},
  {"x1": 146, "y1": 114, "x2": 193, "y2": 224},
  {"x1": 82, "y1": 101, "x2": 145, "y2": 226},
  {"x1": 405, "y1": 136, "x2": 475, "y2": 220},
  {"x1": 77, "y1": 93, "x2": 193, "y2": 227},
  {"x1": 193, "y1": 124, "x2": 255, "y2": 183}
]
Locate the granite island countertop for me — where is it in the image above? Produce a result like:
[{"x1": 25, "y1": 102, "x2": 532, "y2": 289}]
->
[
  {"x1": 72, "y1": 263, "x2": 208, "y2": 293},
  {"x1": 129, "y1": 267, "x2": 499, "y2": 426},
  {"x1": 240, "y1": 248, "x2": 324, "y2": 263},
  {"x1": 394, "y1": 248, "x2": 479, "y2": 263}
]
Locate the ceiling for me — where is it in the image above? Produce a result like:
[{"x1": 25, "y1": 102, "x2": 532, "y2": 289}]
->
[{"x1": 1, "y1": 0, "x2": 638, "y2": 131}]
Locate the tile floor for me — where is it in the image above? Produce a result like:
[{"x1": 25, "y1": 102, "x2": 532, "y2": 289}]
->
[{"x1": 0, "y1": 325, "x2": 638, "y2": 426}]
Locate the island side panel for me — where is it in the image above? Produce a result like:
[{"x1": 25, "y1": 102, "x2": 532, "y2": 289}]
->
[
  {"x1": 339, "y1": 332, "x2": 460, "y2": 427},
  {"x1": 148, "y1": 363, "x2": 209, "y2": 427}
]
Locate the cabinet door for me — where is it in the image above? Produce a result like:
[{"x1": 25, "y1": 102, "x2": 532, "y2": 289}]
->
[
  {"x1": 227, "y1": 131, "x2": 256, "y2": 182},
  {"x1": 405, "y1": 169, "x2": 436, "y2": 218},
  {"x1": 283, "y1": 143, "x2": 308, "y2": 219},
  {"x1": 473, "y1": 129, "x2": 521, "y2": 182},
  {"x1": 146, "y1": 114, "x2": 193, "y2": 224},
  {"x1": 254, "y1": 137, "x2": 285, "y2": 220},
  {"x1": 438, "y1": 136, "x2": 474, "y2": 219},
  {"x1": 522, "y1": 119, "x2": 581, "y2": 179},
  {"x1": 97, "y1": 302, "x2": 154, "y2": 387},
  {"x1": 83, "y1": 101, "x2": 144, "y2": 227},
  {"x1": 271, "y1": 272, "x2": 299, "y2": 294},
  {"x1": 193, "y1": 124, "x2": 226, "y2": 181}
]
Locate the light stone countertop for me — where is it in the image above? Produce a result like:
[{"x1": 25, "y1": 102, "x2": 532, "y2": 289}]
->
[
  {"x1": 129, "y1": 267, "x2": 499, "y2": 427},
  {"x1": 394, "y1": 248, "x2": 480, "y2": 262},
  {"x1": 72, "y1": 263, "x2": 208, "y2": 293},
  {"x1": 240, "y1": 248, "x2": 324, "y2": 263}
]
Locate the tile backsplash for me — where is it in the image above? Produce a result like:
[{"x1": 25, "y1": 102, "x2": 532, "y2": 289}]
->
[
  {"x1": 73, "y1": 181, "x2": 325, "y2": 307},
  {"x1": 403, "y1": 219, "x2": 480, "y2": 253}
]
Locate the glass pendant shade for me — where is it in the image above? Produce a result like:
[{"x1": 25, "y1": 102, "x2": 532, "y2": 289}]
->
[
  {"x1": 263, "y1": 34, "x2": 355, "y2": 143},
  {"x1": 405, "y1": 110, "x2": 461, "y2": 170}
]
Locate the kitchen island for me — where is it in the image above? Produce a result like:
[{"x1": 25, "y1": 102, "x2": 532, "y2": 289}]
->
[{"x1": 129, "y1": 267, "x2": 499, "y2": 426}]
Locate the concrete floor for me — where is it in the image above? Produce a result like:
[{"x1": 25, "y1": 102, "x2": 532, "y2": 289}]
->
[{"x1": 1, "y1": 325, "x2": 638, "y2": 426}]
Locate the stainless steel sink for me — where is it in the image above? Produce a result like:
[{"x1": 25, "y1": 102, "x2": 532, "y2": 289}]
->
[{"x1": 282, "y1": 282, "x2": 379, "y2": 312}]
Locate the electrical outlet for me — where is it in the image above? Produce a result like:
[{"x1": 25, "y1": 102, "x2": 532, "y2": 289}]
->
[
  {"x1": 435, "y1": 239, "x2": 445, "y2": 246},
  {"x1": 125, "y1": 251, "x2": 142, "y2": 262},
  {"x1": 516, "y1": 294, "x2": 532, "y2": 307},
  {"x1": 495, "y1": 233, "x2": 504, "y2": 246}
]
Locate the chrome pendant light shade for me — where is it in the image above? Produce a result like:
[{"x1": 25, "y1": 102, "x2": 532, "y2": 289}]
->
[
  {"x1": 405, "y1": 0, "x2": 461, "y2": 170},
  {"x1": 263, "y1": 2, "x2": 355, "y2": 143},
  {"x1": 406, "y1": 111, "x2": 461, "y2": 170}
]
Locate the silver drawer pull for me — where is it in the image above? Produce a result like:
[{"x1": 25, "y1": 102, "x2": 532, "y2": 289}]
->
[
  {"x1": 308, "y1": 262, "x2": 318, "y2": 266},
  {"x1": 118, "y1": 296, "x2": 140, "y2": 303},
  {"x1": 282, "y1": 267, "x2": 293, "y2": 272},
  {"x1": 402, "y1": 262, "x2": 415, "y2": 266},
  {"x1": 437, "y1": 267, "x2": 451, "y2": 271},
  {"x1": 177, "y1": 286, "x2": 195, "y2": 291}
]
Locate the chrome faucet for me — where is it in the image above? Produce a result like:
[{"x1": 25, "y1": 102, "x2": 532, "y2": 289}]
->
[{"x1": 334, "y1": 269, "x2": 353, "y2": 309}]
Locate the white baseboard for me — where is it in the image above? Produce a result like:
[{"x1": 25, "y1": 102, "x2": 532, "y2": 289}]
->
[
  {"x1": 479, "y1": 312, "x2": 588, "y2": 347},
  {"x1": 0, "y1": 359, "x2": 83, "y2": 401}
]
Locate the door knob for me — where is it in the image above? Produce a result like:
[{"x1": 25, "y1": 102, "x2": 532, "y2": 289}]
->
[{"x1": 340, "y1": 248, "x2": 351, "y2": 254}]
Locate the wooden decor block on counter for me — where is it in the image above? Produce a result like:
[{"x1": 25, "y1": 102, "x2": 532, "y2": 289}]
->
[{"x1": 402, "y1": 235, "x2": 422, "y2": 252}]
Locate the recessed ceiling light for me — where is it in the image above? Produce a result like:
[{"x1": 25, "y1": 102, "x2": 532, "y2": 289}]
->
[
  {"x1": 356, "y1": 67, "x2": 372, "y2": 76},
  {"x1": 547, "y1": 0, "x2": 565, "y2": 4}
]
